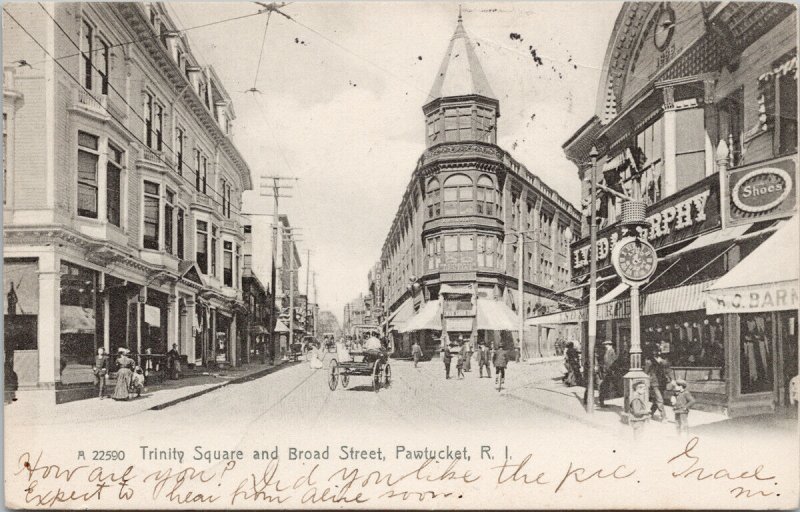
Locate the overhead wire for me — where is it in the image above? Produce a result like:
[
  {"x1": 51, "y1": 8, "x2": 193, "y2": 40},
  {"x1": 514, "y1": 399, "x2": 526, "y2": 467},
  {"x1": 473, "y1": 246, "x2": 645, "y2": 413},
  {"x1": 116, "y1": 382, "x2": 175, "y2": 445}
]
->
[
  {"x1": 23, "y1": 8, "x2": 269, "y2": 69},
  {"x1": 24, "y1": 4, "x2": 246, "y2": 216}
]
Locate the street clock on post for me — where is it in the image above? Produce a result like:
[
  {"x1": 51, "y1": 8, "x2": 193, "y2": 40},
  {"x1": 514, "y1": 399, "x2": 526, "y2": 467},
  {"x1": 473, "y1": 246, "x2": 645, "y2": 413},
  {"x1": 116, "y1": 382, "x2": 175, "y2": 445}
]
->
[{"x1": 611, "y1": 237, "x2": 658, "y2": 284}]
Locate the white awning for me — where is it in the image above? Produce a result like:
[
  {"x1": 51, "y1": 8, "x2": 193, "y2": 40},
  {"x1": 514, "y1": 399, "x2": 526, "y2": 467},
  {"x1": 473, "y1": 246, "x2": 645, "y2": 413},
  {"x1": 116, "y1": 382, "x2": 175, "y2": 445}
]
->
[
  {"x1": 400, "y1": 300, "x2": 442, "y2": 333},
  {"x1": 274, "y1": 321, "x2": 290, "y2": 333},
  {"x1": 526, "y1": 307, "x2": 588, "y2": 326},
  {"x1": 706, "y1": 216, "x2": 799, "y2": 314},
  {"x1": 387, "y1": 298, "x2": 414, "y2": 330},
  {"x1": 440, "y1": 284, "x2": 473, "y2": 295},
  {"x1": 597, "y1": 283, "x2": 628, "y2": 304},
  {"x1": 475, "y1": 298, "x2": 518, "y2": 330}
]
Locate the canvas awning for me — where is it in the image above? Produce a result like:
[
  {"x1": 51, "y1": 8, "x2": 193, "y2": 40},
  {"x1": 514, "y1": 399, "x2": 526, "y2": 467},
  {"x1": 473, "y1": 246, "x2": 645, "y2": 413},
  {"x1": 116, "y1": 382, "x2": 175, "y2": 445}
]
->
[
  {"x1": 400, "y1": 300, "x2": 442, "y2": 332},
  {"x1": 475, "y1": 298, "x2": 518, "y2": 330},
  {"x1": 705, "y1": 216, "x2": 799, "y2": 314},
  {"x1": 597, "y1": 283, "x2": 628, "y2": 304},
  {"x1": 387, "y1": 298, "x2": 414, "y2": 331},
  {"x1": 640, "y1": 281, "x2": 714, "y2": 316},
  {"x1": 526, "y1": 307, "x2": 587, "y2": 326},
  {"x1": 440, "y1": 284, "x2": 473, "y2": 295},
  {"x1": 274, "y1": 321, "x2": 290, "y2": 333}
]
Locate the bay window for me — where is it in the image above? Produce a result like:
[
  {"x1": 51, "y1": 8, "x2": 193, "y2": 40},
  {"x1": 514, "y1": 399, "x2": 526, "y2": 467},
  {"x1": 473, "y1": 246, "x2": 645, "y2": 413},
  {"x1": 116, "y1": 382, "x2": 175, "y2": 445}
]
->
[
  {"x1": 106, "y1": 143, "x2": 122, "y2": 226},
  {"x1": 176, "y1": 127, "x2": 185, "y2": 175},
  {"x1": 476, "y1": 175, "x2": 494, "y2": 215},
  {"x1": 143, "y1": 181, "x2": 160, "y2": 250},
  {"x1": 144, "y1": 93, "x2": 163, "y2": 151},
  {"x1": 443, "y1": 174, "x2": 473, "y2": 215},
  {"x1": 444, "y1": 107, "x2": 473, "y2": 142},
  {"x1": 426, "y1": 112, "x2": 441, "y2": 144},
  {"x1": 98, "y1": 37, "x2": 110, "y2": 95},
  {"x1": 476, "y1": 235, "x2": 495, "y2": 267},
  {"x1": 78, "y1": 131, "x2": 99, "y2": 218},
  {"x1": 81, "y1": 21, "x2": 93, "y2": 90},
  {"x1": 476, "y1": 106, "x2": 495, "y2": 143},
  {"x1": 164, "y1": 188, "x2": 175, "y2": 254},
  {"x1": 177, "y1": 208, "x2": 185, "y2": 259},
  {"x1": 223, "y1": 240, "x2": 233, "y2": 287},
  {"x1": 426, "y1": 178, "x2": 440, "y2": 218},
  {"x1": 196, "y1": 220, "x2": 208, "y2": 273},
  {"x1": 211, "y1": 225, "x2": 218, "y2": 277}
]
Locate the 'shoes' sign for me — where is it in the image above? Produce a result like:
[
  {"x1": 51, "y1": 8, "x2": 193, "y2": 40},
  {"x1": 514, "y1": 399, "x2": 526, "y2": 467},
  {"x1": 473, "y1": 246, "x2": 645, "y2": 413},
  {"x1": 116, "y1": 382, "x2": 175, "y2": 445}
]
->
[{"x1": 727, "y1": 156, "x2": 797, "y2": 226}]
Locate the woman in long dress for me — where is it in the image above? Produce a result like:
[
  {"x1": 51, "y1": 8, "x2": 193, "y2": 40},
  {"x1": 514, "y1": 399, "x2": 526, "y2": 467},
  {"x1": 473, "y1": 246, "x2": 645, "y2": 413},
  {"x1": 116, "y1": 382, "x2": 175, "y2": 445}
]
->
[
  {"x1": 308, "y1": 345, "x2": 324, "y2": 370},
  {"x1": 112, "y1": 350, "x2": 135, "y2": 401}
]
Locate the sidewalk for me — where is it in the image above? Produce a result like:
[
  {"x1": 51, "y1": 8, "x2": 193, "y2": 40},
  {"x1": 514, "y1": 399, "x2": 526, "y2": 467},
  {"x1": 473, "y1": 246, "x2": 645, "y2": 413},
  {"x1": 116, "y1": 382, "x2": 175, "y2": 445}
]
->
[
  {"x1": 5, "y1": 360, "x2": 299, "y2": 426},
  {"x1": 504, "y1": 363, "x2": 730, "y2": 439}
]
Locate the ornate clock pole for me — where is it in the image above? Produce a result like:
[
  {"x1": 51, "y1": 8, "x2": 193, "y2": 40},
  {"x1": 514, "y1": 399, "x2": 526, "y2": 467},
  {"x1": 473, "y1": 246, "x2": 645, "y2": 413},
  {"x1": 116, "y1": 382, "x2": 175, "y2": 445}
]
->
[{"x1": 611, "y1": 201, "x2": 658, "y2": 414}]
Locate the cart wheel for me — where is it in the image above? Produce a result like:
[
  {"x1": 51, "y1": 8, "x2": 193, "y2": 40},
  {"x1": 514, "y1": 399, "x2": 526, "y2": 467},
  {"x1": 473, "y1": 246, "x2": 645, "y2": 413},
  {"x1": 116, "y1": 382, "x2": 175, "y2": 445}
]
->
[
  {"x1": 328, "y1": 359, "x2": 338, "y2": 391},
  {"x1": 341, "y1": 373, "x2": 350, "y2": 388},
  {"x1": 372, "y1": 360, "x2": 381, "y2": 392},
  {"x1": 383, "y1": 363, "x2": 392, "y2": 388}
]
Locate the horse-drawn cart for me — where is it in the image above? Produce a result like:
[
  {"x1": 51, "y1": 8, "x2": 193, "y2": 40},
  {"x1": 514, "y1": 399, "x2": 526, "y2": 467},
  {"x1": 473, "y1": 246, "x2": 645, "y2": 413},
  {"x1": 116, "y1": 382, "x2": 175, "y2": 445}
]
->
[{"x1": 328, "y1": 349, "x2": 391, "y2": 392}]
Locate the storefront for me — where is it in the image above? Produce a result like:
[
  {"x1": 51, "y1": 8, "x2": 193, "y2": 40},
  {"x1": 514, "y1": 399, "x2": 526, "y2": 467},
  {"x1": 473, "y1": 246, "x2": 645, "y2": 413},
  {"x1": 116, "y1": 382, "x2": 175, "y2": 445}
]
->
[
  {"x1": 706, "y1": 216, "x2": 799, "y2": 416},
  {"x1": 4, "y1": 259, "x2": 40, "y2": 387}
]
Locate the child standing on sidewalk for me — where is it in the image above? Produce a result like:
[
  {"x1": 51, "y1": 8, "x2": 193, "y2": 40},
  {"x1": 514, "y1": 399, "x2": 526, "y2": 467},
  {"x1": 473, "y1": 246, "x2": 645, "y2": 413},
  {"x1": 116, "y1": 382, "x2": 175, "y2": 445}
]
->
[{"x1": 671, "y1": 379, "x2": 696, "y2": 435}]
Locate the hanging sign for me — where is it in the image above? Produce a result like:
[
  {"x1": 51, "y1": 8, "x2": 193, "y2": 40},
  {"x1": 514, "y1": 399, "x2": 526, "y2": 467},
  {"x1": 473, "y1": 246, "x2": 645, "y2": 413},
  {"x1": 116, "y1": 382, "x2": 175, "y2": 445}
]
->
[{"x1": 726, "y1": 156, "x2": 797, "y2": 226}]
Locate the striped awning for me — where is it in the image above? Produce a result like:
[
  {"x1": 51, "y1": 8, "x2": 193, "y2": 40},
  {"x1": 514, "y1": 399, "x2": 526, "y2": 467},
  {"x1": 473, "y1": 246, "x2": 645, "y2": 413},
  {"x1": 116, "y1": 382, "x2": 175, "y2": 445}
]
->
[{"x1": 640, "y1": 281, "x2": 714, "y2": 316}]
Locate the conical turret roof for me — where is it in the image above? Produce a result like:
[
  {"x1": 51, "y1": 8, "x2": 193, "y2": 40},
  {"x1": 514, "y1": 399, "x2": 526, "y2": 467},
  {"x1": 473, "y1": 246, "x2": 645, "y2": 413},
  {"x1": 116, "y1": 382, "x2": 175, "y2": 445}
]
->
[{"x1": 427, "y1": 13, "x2": 495, "y2": 101}]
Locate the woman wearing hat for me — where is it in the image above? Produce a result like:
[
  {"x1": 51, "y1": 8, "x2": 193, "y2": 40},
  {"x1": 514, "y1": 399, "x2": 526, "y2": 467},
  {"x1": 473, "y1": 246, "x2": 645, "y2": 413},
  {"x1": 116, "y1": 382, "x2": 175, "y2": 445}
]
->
[{"x1": 111, "y1": 348, "x2": 135, "y2": 401}]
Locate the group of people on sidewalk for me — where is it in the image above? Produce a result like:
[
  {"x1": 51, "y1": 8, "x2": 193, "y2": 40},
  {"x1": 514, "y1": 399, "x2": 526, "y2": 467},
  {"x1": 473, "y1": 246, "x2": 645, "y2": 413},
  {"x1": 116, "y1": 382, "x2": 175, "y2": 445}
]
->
[
  {"x1": 92, "y1": 344, "x2": 183, "y2": 401},
  {"x1": 410, "y1": 336, "x2": 510, "y2": 387},
  {"x1": 563, "y1": 338, "x2": 697, "y2": 436}
]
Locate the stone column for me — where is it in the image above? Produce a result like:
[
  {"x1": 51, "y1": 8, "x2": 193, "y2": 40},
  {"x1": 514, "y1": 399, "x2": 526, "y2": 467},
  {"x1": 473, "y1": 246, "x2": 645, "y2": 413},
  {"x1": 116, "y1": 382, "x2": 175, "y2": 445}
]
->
[
  {"x1": 184, "y1": 298, "x2": 196, "y2": 364},
  {"x1": 167, "y1": 294, "x2": 178, "y2": 352},
  {"x1": 37, "y1": 254, "x2": 60, "y2": 388}
]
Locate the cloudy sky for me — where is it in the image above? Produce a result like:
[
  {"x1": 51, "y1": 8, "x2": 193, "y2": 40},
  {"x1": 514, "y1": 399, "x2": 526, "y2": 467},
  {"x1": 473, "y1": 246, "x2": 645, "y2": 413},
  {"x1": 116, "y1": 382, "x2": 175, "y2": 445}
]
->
[{"x1": 174, "y1": 1, "x2": 621, "y2": 320}]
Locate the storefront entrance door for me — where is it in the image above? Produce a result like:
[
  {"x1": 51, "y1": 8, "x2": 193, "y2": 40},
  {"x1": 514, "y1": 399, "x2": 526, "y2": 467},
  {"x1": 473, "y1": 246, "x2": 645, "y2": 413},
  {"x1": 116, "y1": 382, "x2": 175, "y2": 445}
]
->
[{"x1": 777, "y1": 310, "x2": 798, "y2": 411}]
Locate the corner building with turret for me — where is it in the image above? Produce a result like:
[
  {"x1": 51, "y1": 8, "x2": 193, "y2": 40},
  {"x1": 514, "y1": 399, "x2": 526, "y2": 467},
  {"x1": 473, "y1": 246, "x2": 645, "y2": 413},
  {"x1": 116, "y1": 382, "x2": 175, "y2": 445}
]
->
[{"x1": 373, "y1": 15, "x2": 581, "y2": 358}]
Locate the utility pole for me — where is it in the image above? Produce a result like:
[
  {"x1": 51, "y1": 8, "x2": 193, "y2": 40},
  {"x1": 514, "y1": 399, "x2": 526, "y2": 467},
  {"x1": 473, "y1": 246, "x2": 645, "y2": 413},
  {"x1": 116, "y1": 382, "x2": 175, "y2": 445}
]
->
[
  {"x1": 260, "y1": 175, "x2": 296, "y2": 363},
  {"x1": 312, "y1": 271, "x2": 318, "y2": 337},
  {"x1": 517, "y1": 224, "x2": 525, "y2": 362},
  {"x1": 586, "y1": 146, "x2": 599, "y2": 414},
  {"x1": 305, "y1": 249, "x2": 311, "y2": 337}
]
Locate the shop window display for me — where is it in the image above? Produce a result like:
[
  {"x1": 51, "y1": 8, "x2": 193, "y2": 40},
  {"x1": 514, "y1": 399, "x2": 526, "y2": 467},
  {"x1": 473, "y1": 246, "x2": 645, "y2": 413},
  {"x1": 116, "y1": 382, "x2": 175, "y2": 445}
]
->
[
  {"x1": 642, "y1": 313, "x2": 724, "y2": 372},
  {"x1": 739, "y1": 313, "x2": 774, "y2": 394},
  {"x1": 59, "y1": 262, "x2": 99, "y2": 384}
]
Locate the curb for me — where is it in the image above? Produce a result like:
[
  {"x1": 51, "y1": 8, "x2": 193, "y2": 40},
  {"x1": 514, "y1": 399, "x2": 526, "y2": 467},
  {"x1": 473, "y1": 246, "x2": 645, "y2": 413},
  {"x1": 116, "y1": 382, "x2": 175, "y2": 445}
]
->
[{"x1": 148, "y1": 361, "x2": 301, "y2": 411}]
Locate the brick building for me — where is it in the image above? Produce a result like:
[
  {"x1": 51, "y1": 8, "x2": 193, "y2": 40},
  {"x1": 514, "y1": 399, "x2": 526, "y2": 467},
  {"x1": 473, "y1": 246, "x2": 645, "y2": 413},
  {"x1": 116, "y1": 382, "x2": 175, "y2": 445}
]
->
[{"x1": 373, "y1": 14, "x2": 581, "y2": 357}]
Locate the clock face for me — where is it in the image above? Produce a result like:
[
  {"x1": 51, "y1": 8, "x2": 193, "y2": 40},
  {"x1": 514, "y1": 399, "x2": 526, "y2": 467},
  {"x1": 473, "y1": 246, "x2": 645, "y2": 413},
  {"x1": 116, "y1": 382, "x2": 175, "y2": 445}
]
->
[
  {"x1": 612, "y1": 238, "x2": 658, "y2": 282},
  {"x1": 653, "y1": 5, "x2": 676, "y2": 51}
]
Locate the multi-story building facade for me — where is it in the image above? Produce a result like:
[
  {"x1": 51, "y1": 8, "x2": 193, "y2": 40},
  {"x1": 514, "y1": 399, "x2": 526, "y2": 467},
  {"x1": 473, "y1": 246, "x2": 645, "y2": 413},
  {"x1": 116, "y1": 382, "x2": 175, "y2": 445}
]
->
[
  {"x1": 342, "y1": 293, "x2": 379, "y2": 337},
  {"x1": 241, "y1": 222, "x2": 272, "y2": 364},
  {"x1": 540, "y1": 2, "x2": 797, "y2": 416},
  {"x1": 374, "y1": 14, "x2": 581, "y2": 357},
  {"x1": 273, "y1": 214, "x2": 301, "y2": 354},
  {"x1": 3, "y1": 3, "x2": 252, "y2": 401}
]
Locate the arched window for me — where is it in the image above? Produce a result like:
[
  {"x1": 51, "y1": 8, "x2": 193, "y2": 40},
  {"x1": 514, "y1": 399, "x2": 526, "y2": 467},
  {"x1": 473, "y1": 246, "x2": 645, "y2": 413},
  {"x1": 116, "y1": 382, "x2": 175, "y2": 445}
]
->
[
  {"x1": 426, "y1": 178, "x2": 440, "y2": 218},
  {"x1": 443, "y1": 174, "x2": 473, "y2": 215},
  {"x1": 476, "y1": 175, "x2": 495, "y2": 215}
]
